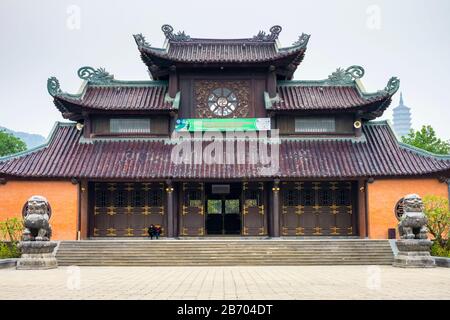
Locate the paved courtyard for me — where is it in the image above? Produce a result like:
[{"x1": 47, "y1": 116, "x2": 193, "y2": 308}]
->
[{"x1": 0, "y1": 265, "x2": 449, "y2": 300}]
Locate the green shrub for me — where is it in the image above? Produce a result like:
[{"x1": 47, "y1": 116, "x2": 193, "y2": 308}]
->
[
  {"x1": 0, "y1": 217, "x2": 23, "y2": 259},
  {"x1": 423, "y1": 195, "x2": 449, "y2": 254},
  {"x1": 0, "y1": 242, "x2": 21, "y2": 259},
  {"x1": 431, "y1": 241, "x2": 450, "y2": 258}
]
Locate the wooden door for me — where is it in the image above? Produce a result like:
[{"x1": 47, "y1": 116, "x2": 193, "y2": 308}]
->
[
  {"x1": 281, "y1": 181, "x2": 355, "y2": 236},
  {"x1": 180, "y1": 182, "x2": 205, "y2": 236},
  {"x1": 91, "y1": 182, "x2": 165, "y2": 237},
  {"x1": 242, "y1": 182, "x2": 267, "y2": 236}
]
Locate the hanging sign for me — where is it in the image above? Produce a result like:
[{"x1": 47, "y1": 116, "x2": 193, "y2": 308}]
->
[{"x1": 175, "y1": 118, "x2": 271, "y2": 132}]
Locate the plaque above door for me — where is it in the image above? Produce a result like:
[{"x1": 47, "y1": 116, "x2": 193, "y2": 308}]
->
[{"x1": 194, "y1": 80, "x2": 250, "y2": 118}]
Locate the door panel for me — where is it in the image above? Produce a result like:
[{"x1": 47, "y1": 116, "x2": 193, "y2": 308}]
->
[
  {"x1": 242, "y1": 182, "x2": 267, "y2": 236},
  {"x1": 206, "y1": 199, "x2": 223, "y2": 235},
  {"x1": 91, "y1": 182, "x2": 165, "y2": 237},
  {"x1": 180, "y1": 183, "x2": 205, "y2": 236},
  {"x1": 205, "y1": 184, "x2": 241, "y2": 235},
  {"x1": 281, "y1": 181, "x2": 355, "y2": 236},
  {"x1": 224, "y1": 199, "x2": 240, "y2": 235}
]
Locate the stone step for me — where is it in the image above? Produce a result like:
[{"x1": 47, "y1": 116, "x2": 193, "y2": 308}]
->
[
  {"x1": 58, "y1": 245, "x2": 391, "y2": 249},
  {"x1": 56, "y1": 240, "x2": 393, "y2": 266},
  {"x1": 58, "y1": 261, "x2": 393, "y2": 266}
]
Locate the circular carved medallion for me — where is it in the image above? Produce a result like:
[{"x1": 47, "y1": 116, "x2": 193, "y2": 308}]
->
[
  {"x1": 208, "y1": 88, "x2": 238, "y2": 116},
  {"x1": 195, "y1": 80, "x2": 250, "y2": 118}
]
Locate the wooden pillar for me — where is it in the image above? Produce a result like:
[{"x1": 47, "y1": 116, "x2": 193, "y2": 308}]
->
[
  {"x1": 78, "y1": 180, "x2": 89, "y2": 240},
  {"x1": 168, "y1": 65, "x2": 178, "y2": 99},
  {"x1": 81, "y1": 112, "x2": 91, "y2": 138},
  {"x1": 166, "y1": 180, "x2": 175, "y2": 237},
  {"x1": 173, "y1": 182, "x2": 179, "y2": 237},
  {"x1": 271, "y1": 179, "x2": 281, "y2": 237},
  {"x1": 267, "y1": 65, "x2": 277, "y2": 98},
  {"x1": 354, "y1": 118, "x2": 362, "y2": 137},
  {"x1": 357, "y1": 179, "x2": 367, "y2": 239}
]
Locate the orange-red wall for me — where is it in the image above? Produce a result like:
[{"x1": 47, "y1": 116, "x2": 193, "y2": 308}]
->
[
  {"x1": 0, "y1": 181, "x2": 78, "y2": 240},
  {"x1": 367, "y1": 178, "x2": 448, "y2": 239},
  {"x1": 0, "y1": 178, "x2": 448, "y2": 240}
]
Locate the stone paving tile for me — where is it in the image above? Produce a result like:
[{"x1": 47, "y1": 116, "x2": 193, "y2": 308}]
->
[{"x1": 0, "y1": 266, "x2": 448, "y2": 300}]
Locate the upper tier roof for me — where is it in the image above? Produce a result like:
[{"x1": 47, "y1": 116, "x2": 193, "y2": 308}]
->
[
  {"x1": 47, "y1": 67, "x2": 179, "y2": 121},
  {"x1": 133, "y1": 25, "x2": 310, "y2": 79},
  {"x1": 48, "y1": 65, "x2": 399, "y2": 120},
  {"x1": 1, "y1": 121, "x2": 449, "y2": 179},
  {"x1": 265, "y1": 65, "x2": 400, "y2": 119}
]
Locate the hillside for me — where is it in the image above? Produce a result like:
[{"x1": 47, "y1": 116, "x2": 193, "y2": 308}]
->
[{"x1": 0, "y1": 126, "x2": 46, "y2": 149}]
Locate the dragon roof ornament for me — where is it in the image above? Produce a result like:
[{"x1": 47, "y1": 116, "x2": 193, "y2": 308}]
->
[
  {"x1": 324, "y1": 65, "x2": 399, "y2": 96},
  {"x1": 292, "y1": 33, "x2": 311, "y2": 47},
  {"x1": 77, "y1": 66, "x2": 114, "y2": 84},
  {"x1": 327, "y1": 65, "x2": 365, "y2": 85},
  {"x1": 47, "y1": 77, "x2": 62, "y2": 97},
  {"x1": 252, "y1": 25, "x2": 282, "y2": 41},
  {"x1": 133, "y1": 33, "x2": 150, "y2": 47},
  {"x1": 161, "y1": 24, "x2": 191, "y2": 42},
  {"x1": 384, "y1": 77, "x2": 400, "y2": 95}
]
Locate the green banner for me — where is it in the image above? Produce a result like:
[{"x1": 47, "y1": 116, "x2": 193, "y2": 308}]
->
[{"x1": 175, "y1": 118, "x2": 271, "y2": 132}]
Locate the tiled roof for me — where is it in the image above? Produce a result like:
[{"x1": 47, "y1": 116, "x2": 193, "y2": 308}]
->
[
  {"x1": 55, "y1": 83, "x2": 174, "y2": 111},
  {"x1": 1, "y1": 122, "x2": 449, "y2": 179},
  {"x1": 134, "y1": 25, "x2": 310, "y2": 78},
  {"x1": 265, "y1": 66, "x2": 400, "y2": 118},
  {"x1": 140, "y1": 41, "x2": 307, "y2": 64},
  {"x1": 271, "y1": 85, "x2": 390, "y2": 111}
]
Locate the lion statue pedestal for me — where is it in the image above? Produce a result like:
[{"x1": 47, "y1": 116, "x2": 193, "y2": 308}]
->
[
  {"x1": 393, "y1": 194, "x2": 435, "y2": 268},
  {"x1": 16, "y1": 196, "x2": 58, "y2": 270}
]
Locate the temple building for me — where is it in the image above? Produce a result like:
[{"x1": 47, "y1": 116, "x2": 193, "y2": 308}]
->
[
  {"x1": 392, "y1": 93, "x2": 412, "y2": 137},
  {"x1": 0, "y1": 25, "x2": 449, "y2": 240}
]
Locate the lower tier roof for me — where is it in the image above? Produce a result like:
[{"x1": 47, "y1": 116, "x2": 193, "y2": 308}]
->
[{"x1": 0, "y1": 122, "x2": 449, "y2": 180}]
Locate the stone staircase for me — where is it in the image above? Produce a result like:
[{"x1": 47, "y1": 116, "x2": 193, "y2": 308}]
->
[{"x1": 55, "y1": 239, "x2": 394, "y2": 266}]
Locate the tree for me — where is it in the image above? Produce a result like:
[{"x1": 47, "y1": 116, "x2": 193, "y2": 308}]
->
[
  {"x1": 423, "y1": 195, "x2": 449, "y2": 249},
  {"x1": 401, "y1": 125, "x2": 450, "y2": 155},
  {"x1": 0, "y1": 130, "x2": 27, "y2": 157}
]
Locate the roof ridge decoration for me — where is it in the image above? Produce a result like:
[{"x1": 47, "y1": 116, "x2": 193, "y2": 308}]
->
[
  {"x1": 47, "y1": 77, "x2": 62, "y2": 97},
  {"x1": 162, "y1": 24, "x2": 191, "y2": 42},
  {"x1": 384, "y1": 77, "x2": 400, "y2": 95},
  {"x1": 47, "y1": 66, "x2": 115, "y2": 97},
  {"x1": 252, "y1": 25, "x2": 282, "y2": 41},
  {"x1": 133, "y1": 33, "x2": 150, "y2": 47},
  {"x1": 276, "y1": 65, "x2": 400, "y2": 96},
  {"x1": 292, "y1": 33, "x2": 311, "y2": 46},
  {"x1": 327, "y1": 65, "x2": 365, "y2": 85},
  {"x1": 77, "y1": 66, "x2": 114, "y2": 84}
]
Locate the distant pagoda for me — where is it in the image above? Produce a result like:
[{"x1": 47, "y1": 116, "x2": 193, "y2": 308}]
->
[{"x1": 393, "y1": 93, "x2": 412, "y2": 137}]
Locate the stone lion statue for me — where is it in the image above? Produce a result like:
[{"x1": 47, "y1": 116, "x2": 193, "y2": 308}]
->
[
  {"x1": 398, "y1": 194, "x2": 428, "y2": 240},
  {"x1": 22, "y1": 195, "x2": 52, "y2": 241}
]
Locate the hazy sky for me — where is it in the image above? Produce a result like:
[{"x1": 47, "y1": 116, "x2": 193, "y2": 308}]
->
[{"x1": 0, "y1": 0, "x2": 449, "y2": 139}]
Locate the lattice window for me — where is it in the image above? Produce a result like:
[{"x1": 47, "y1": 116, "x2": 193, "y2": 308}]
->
[
  {"x1": 301, "y1": 189, "x2": 314, "y2": 206},
  {"x1": 245, "y1": 189, "x2": 261, "y2": 207},
  {"x1": 132, "y1": 190, "x2": 143, "y2": 207},
  {"x1": 185, "y1": 190, "x2": 202, "y2": 208},
  {"x1": 114, "y1": 189, "x2": 127, "y2": 207},
  {"x1": 395, "y1": 197, "x2": 404, "y2": 220},
  {"x1": 336, "y1": 189, "x2": 351, "y2": 206},
  {"x1": 96, "y1": 189, "x2": 108, "y2": 207},
  {"x1": 110, "y1": 118, "x2": 151, "y2": 134},
  {"x1": 195, "y1": 80, "x2": 250, "y2": 118},
  {"x1": 147, "y1": 189, "x2": 163, "y2": 207},
  {"x1": 318, "y1": 189, "x2": 333, "y2": 206},
  {"x1": 283, "y1": 189, "x2": 299, "y2": 207},
  {"x1": 295, "y1": 117, "x2": 336, "y2": 133}
]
